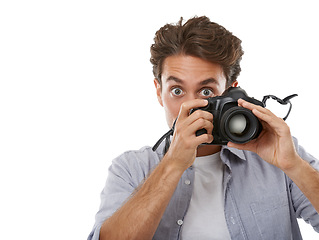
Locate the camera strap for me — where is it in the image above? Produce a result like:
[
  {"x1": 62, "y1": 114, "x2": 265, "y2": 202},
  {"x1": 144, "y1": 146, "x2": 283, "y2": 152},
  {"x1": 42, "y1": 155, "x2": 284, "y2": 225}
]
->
[
  {"x1": 261, "y1": 94, "x2": 298, "y2": 121},
  {"x1": 152, "y1": 119, "x2": 176, "y2": 152}
]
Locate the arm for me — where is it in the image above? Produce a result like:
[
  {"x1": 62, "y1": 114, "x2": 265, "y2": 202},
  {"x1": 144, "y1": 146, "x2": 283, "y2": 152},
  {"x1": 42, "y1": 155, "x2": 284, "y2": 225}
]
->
[
  {"x1": 228, "y1": 99, "x2": 319, "y2": 213},
  {"x1": 100, "y1": 155, "x2": 184, "y2": 240},
  {"x1": 285, "y1": 155, "x2": 319, "y2": 214},
  {"x1": 100, "y1": 99, "x2": 213, "y2": 240}
]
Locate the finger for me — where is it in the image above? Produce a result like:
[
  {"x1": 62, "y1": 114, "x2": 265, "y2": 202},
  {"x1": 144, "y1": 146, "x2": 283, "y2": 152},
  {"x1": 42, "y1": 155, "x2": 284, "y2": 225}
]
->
[
  {"x1": 186, "y1": 109, "x2": 214, "y2": 125},
  {"x1": 178, "y1": 99, "x2": 208, "y2": 119},
  {"x1": 238, "y1": 99, "x2": 268, "y2": 114},
  {"x1": 173, "y1": 118, "x2": 214, "y2": 148},
  {"x1": 189, "y1": 118, "x2": 214, "y2": 145},
  {"x1": 251, "y1": 108, "x2": 272, "y2": 123},
  {"x1": 196, "y1": 133, "x2": 214, "y2": 145},
  {"x1": 188, "y1": 118, "x2": 214, "y2": 136},
  {"x1": 252, "y1": 108, "x2": 288, "y2": 134},
  {"x1": 238, "y1": 99, "x2": 286, "y2": 132}
]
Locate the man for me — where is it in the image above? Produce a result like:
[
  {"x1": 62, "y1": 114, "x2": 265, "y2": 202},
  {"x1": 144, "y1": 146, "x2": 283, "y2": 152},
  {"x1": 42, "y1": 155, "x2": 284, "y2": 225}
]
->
[{"x1": 88, "y1": 16, "x2": 319, "y2": 239}]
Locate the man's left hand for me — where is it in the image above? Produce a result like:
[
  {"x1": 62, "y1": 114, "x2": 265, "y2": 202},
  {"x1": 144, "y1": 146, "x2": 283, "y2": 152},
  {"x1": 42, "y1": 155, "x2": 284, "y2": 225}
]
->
[{"x1": 227, "y1": 98, "x2": 302, "y2": 172}]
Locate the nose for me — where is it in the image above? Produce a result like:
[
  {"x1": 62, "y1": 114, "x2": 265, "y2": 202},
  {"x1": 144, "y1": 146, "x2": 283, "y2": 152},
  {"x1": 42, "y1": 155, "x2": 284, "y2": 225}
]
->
[{"x1": 185, "y1": 93, "x2": 199, "y2": 101}]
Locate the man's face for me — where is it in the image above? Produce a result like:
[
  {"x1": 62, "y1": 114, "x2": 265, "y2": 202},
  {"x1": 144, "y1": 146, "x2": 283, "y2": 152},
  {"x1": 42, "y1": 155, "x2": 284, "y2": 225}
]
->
[{"x1": 154, "y1": 55, "x2": 237, "y2": 128}]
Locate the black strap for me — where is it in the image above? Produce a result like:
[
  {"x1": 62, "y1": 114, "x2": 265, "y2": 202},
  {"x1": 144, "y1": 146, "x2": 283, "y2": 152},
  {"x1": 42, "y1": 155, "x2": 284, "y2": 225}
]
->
[
  {"x1": 262, "y1": 94, "x2": 298, "y2": 121},
  {"x1": 152, "y1": 129, "x2": 173, "y2": 152},
  {"x1": 152, "y1": 119, "x2": 176, "y2": 152}
]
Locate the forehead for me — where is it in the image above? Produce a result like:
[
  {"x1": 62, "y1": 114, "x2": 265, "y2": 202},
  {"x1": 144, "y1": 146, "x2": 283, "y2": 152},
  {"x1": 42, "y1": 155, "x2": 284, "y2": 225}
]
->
[{"x1": 162, "y1": 55, "x2": 226, "y2": 86}]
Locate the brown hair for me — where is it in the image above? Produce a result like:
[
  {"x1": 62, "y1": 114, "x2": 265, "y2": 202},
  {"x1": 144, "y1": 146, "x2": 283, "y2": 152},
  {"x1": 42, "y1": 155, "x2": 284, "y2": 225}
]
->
[{"x1": 150, "y1": 16, "x2": 244, "y2": 87}]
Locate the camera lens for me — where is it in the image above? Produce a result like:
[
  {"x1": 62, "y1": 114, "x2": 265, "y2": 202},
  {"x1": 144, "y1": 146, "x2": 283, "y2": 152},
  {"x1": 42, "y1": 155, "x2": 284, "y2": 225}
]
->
[
  {"x1": 220, "y1": 107, "x2": 261, "y2": 144},
  {"x1": 228, "y1": 114, "x2": 247, "y2": 136}
]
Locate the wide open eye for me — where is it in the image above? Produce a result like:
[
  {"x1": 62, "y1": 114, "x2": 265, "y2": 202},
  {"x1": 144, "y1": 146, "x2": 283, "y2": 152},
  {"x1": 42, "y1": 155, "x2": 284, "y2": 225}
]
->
[
  {"x1": 170, "y1": 87, "x2": 184, "y2": 97},
  {"x1": 199, "y1": 88, "x2": 214, "y2": 98}
]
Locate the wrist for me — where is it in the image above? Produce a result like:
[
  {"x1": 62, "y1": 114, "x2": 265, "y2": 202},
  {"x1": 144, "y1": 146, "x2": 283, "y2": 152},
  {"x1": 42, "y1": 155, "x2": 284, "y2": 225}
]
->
[
  {"x1": 281, "y1": 155, "x2": 305, "y2": 179},
  {"x1": 161, "y1": 153, "x2": 190, "y2": 177}
]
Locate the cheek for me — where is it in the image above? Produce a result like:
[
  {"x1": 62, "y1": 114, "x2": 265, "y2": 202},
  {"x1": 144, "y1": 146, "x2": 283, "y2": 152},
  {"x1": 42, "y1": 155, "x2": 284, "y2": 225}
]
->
[{"x1": 162, "y1": 94, "x2": 182, "y2": 127}]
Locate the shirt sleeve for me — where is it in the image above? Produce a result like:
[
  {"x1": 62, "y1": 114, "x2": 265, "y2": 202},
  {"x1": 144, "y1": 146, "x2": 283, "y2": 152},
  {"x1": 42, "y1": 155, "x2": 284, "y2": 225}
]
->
[
  {"x1": 87, "y1": 147, "x2": 161, "y2": 240},
  {"x1": 291, "y1": 137, "x2": 319, "y2": 233}
]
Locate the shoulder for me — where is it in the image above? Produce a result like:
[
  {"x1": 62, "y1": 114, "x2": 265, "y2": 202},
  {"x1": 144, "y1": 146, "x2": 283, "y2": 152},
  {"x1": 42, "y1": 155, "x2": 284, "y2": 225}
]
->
[
  {"x1": 117, "y1": 146, "x2": 162, "y2": 166},
  {"x1": 109, "y1": 145, "x2": 164, "y2": 180}
]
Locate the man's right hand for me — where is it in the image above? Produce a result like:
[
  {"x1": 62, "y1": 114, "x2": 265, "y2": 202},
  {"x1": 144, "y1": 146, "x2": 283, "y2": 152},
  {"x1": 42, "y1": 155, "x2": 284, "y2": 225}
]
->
[
  {"x1": 100, "y1": 100, "x2": 213, "y2": 240},
  {"x1": 164, "y1": 99, "x2": 214, "y2": 172}
]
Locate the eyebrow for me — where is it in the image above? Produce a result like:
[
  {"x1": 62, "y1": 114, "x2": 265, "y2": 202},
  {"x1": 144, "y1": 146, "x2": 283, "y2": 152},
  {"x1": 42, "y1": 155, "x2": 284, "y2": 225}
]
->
[
  {"x1": 166, "y1": 76, "x2": 218, "y2": 85},
  {"x1": 200, "y1": 78, "x2": 218, "y2": 86}
]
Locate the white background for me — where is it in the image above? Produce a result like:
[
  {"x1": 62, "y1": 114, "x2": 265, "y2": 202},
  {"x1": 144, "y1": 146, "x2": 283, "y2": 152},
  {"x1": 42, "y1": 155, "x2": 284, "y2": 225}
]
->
[{"x1": 1, "y1": 0, "x2": 318, "y2": 239}]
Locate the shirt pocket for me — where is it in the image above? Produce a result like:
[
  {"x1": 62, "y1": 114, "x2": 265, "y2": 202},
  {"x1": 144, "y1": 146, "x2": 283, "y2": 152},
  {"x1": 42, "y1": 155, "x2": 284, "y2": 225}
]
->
[{"x1": 250, "y1": 191, "x2": 291, "y2": 240}]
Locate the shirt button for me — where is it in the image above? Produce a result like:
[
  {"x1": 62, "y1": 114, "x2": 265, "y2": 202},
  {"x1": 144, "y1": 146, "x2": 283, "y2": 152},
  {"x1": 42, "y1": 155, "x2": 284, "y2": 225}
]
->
[
  {"x1": 184, "y1": 180, "x2": 191, "y2": 185},
  {"x1": 177, "y1": 219, "x2": 184, "y2": 226}
]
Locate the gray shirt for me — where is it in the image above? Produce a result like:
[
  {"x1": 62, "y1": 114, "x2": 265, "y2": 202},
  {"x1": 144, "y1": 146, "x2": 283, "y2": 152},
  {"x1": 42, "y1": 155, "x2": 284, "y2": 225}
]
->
[{"x1": 88, "y1": 137, "x2": 319, "y2": 240}]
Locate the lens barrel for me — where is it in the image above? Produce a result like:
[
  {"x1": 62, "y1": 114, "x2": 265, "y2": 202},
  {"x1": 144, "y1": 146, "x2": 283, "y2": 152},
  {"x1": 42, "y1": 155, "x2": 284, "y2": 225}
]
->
[{"x1": 220, "y1": 107, "x2": 261, "y2": 144}]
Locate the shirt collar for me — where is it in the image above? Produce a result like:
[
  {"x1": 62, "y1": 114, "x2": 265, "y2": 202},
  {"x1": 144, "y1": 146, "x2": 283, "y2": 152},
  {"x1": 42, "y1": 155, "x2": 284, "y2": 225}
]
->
[
  {"x1": 221, "y1": 145, "x2": 247, "y2": 162},
  {"x1": 157, "y1": 137, "x2": 247, "y2": 162}
]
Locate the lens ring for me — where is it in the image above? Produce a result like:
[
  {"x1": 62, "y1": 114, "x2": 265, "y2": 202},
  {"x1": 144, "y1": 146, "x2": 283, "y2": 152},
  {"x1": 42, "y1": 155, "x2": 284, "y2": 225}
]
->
[{"x1": 220, "y1": 107, "x2": 261, "y2": 144}]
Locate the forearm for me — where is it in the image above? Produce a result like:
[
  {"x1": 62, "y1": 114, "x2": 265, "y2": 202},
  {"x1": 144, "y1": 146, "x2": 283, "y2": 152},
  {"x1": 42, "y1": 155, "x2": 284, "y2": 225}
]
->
[
  {"x1": 284, "y1": 156, "x2": 319, "y2": 213},
  {"x1": 100, "y1": 156, "x2": 184, "y2": 240}
]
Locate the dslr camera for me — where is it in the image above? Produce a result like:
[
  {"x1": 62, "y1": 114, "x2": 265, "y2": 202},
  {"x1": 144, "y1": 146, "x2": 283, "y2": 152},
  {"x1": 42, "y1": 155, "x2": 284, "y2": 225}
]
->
[{"x1": 190, "y1": 87, "x2": 264, "y2": 145}]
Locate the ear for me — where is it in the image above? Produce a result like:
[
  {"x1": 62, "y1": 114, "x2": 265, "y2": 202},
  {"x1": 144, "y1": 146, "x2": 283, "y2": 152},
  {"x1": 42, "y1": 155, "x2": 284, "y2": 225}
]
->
[
  {"x1": 154, "y1": 78, "x2": 163, "y2": 107},
  {"x1": 231, "y1": 81, "x2": 239, "y2": 87}
]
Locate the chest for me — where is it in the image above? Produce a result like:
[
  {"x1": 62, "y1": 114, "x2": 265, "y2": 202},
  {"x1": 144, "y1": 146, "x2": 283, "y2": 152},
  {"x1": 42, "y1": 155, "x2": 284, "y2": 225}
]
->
[{"x1": 153, "y1": 156, "x2": 295, "y2": 240}]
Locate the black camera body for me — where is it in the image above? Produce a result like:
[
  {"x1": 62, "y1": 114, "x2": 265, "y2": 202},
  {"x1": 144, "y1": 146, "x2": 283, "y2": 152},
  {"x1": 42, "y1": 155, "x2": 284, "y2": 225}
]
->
[{"x1": 190, "y1": 87, "x2": 265, "y2": 145}]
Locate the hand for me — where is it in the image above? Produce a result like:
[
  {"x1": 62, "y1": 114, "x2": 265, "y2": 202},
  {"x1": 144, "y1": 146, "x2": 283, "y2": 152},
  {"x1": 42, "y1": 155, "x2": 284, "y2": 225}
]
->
[
  {"x1": 227, "y1": 99, "x2": 301, "y2": 171},
  {"x1": 165, "y1": 99, "x2": 214, "y2": 171}
]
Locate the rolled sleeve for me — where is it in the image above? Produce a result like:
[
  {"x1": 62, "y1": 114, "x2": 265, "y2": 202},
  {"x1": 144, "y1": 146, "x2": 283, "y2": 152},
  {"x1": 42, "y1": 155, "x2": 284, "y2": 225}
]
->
[
  {"x1": 292, "y1": 137, "x2": 319, "y2": 232},
  {"x1": 87, "y1": 223, "x2": 102, "y2": 240},
  {"x1": 87, "y1": 146, "x2": 162, "y2": 240}
]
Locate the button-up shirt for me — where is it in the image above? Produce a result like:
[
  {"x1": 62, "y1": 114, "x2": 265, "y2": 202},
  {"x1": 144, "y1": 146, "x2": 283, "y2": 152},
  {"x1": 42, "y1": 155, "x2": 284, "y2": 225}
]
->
[{"x1": 88, "y1": 137, "x2": 319, "y2": 240}]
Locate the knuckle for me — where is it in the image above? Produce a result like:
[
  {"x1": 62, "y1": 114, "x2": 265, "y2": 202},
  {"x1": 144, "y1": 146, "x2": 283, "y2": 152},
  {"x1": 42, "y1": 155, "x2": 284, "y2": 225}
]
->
[
  {"x1": 193, "y1": 110, "x2": 202, "y2": 118},
  {"x1": 283, "y1": 122, "x2": 291, "y2": 134},
  {"x1": 207, "y1": 122, "x2": 214, "y2": 131},
  {"x1": 206, "y1": 134, "x2": 214, "y2": 143},
  {"x1": 199, "y1": 134, "x2": 213, "y2": 144},
  {"x1": 181, "y1": 102, "x2": 187, "y2": 109},
  {"x1": 181, "y1": 101, "x2": 191, "y2": 111},
  {"x1": 203, "y1": 134, "x2": 210, "y2": 142},
  {"x1": 174, "y1": 124, "x2": 183, "y2": 135},
  {"x1": 198, "y1": 110, "x2": 211, "y2": 119},
  {"x1": 198, "y1": 118, "x2": 206, "y2": 126},
  {"x1": 179, "y1": 103, "x2": 187, "y2": 114}
]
